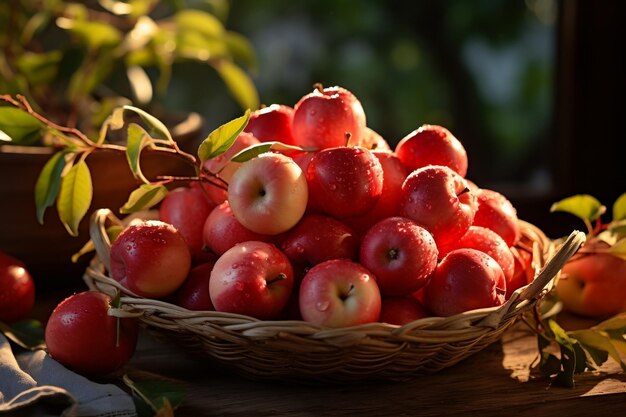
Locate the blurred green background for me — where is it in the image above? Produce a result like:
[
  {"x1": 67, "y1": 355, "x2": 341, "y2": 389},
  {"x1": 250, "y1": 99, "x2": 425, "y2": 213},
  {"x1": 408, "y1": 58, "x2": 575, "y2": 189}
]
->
[{"x1": 163, "y1": 0, "x2": 556, "y2": 193}]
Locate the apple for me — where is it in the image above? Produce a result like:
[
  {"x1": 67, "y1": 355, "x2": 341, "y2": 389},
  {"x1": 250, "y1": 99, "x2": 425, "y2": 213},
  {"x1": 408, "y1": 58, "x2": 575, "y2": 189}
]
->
[
  {"x1": 228, "y1": 152, "x2": 308, "y2": 235},
  {"x1": 172, "y1": 261, "x2": 216, "y2": 311},
  {"x1": 209, "y1": 241, "x2": 294, "y2": 320},
  {"x1": 395, "y1": 124, "x2": 468, "y2": 177},
  {"x1": 354, "y1": 127, "x2": 392, "y2": 152},
  {"x1": 202, "y1": 200, "x2": 275, "y2": 256},
  {"x1": 556, "y1": 239, "x2": 626, "y2": 318},
  {"x1": 379, "y1": 296, "x2": 429, "y2": 325},
  {"x1": 245, "y1": 104, "x2": 297, "y2": 145},
  {"x1": 201, "y1": 131, "x2": 261, "y2": 206},
  {"x1": 306, "y1": 146, "x2": 384, "y2": 219},
  {"x1": 292, "y1": 85, "x2": 367, "y2": 149},
  {"x1": 472, "y1": 188, "x2": 520, "y2": 247},
  {"x1": 423, "y1": 248, "x2": 506, "y2": 317},
  {"x1": 399, "y1": 165, "x2": 477, "y2": 250},
  {"x1": 509, "y1": 246, "x2": 534, "y2": 298},
  {"x1": 45, "y1": 291, "x2": 138, "y2": 376},
  {"x1": 159, "y1": 184, "x2": 215, "y2": 261},
  {"x1": 439, "y1": 225, "x2": 515, "y2": 287},
  {"x1": 359, "y1": 217, "x2": 438, "y2": 296},
  {"x1": 0, "y1": 251, "x2": 35, "y2": 323},
  {"x1": 110, "y1": 220, "x2": 191, "y2": 298},
  {"x1": 278, "y1": 213, "x2": 359, "y2": 267},
  {"x1": 299, "y1": 259, "x2": 381, "y2": 328},
  {"x1": 343, "y1": 150, "x2": 408, "y2": 234}
]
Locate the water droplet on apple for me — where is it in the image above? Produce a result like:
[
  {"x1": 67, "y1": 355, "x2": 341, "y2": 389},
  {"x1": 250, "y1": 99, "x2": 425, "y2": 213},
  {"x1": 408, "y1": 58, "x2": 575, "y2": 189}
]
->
[
  {"x1": 316, "y1": 300, "x2": 330, "y2": 312},
  {"x1": 235, "y1": 281, "x2": 245, "y2": 291}
]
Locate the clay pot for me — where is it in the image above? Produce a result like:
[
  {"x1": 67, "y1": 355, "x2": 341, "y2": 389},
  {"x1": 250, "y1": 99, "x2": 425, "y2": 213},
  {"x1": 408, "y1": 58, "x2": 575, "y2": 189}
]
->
[{"x1": 0, "y1": 113, "x2": 201, "y2": 291}]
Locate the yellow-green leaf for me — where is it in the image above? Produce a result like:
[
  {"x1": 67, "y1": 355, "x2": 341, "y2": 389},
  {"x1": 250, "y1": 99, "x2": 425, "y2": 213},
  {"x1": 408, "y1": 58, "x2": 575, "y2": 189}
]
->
[
  {"x1": 214, "y1": 60, "x2": 259, "y2": 111},
  {"x1": 125, "y1": 123, "x2": 152, "y2": 183},
  {"x1": 0, "y1": 107, "x2": 42, "y2": 145},
  {"x1": 120, "y1": 184, "x2": 168, "y2": 214},
  {"x1": 569, "y1": 329, "x2": 626, "y2": 371},
  {"x1": 609, "y1": 238, "x2": 626, "y2": 261},
  {"x1": 56, "y1": 161, "x2": 93, "y2": 236},
  {"x1": 121, "y1": 105, "x2": 173, "y2": 143},
  {"x1": 550, "y1": 194, "x2": 606, "y2": 223},
  {"x1": 175, "y1": 9, "x2": 225, "y2": 39},
  {"x1": 198, "y1": 109, "x2": 250, "y2": 163},
  {"x1": 58, "y1": 19, "x2": 123, "y2": 50},
  {"x1": 613, "y1": 192, "x2": 626, "y2": 222},
  {"x1": 230, "y1": 141, "x2": 306, "y2": 163},
  {"x1": 34, "y1": 151, "x2": 68, "y2": 224},
  {"x1": 225, "y1": 31, "x2": 257, "y2": 71}
]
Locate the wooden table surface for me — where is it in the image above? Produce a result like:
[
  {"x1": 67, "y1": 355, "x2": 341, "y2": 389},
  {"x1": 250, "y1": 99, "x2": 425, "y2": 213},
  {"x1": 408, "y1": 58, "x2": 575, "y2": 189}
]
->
[{"x1": 33, "y1": 290, "x2": 626, "y2": 417}]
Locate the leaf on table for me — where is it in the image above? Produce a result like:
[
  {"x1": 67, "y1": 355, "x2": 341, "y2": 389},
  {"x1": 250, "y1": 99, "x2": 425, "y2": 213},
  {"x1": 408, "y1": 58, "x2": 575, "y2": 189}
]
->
[
  {"x1": 120, "y1": 184, "x2": 168, "y2": 214},
  {"x1": 56, "y1": 160, "x2": 93, "y2": 236},
  {"x1": 0, "y1": 319, "x2": 46, "y2": 351},
  {"x1": 123, "y1": 375, "x2": 185, "y2": 417},
  {"x1": 550, "y1": 194, "x2": 606, "y2": 224},
  {"x1": 198, "y1": 109, "x2": 250, "y2": 164}
]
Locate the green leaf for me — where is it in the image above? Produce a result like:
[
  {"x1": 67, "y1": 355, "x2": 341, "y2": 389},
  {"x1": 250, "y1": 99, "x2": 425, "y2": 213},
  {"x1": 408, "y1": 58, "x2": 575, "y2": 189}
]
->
[
  {"x1": 550, "y1": 194, "x2": 606, "y2": 223},
  {"x1": 214, "y1": 60, "x2": 259, "y2": 111},
  {"x1": 230, "y1": 141, "x2": 307, "y2": 163},
  {"x1": 34, "y1": 151, "x2": 68, "y2": 224},
  {"x1": 56, "y1": 160, "x2": 93, "y2": 236},
  {"x1": 125, "y1": 123, "x2": 153, "y2": 182},
  {"x1": 175, "y1": 9, "x2": 225, "y2": 39},
  {"x1": 569, "y1": 328, "x2": 626, "y2": 371},
  {"x1": 124, "y1": 375, "x2": 185, "y2": 415},
  {"x1": 120, "y1": 184, "x2": 168, "y2": 214},
  {"x1": 225, "y1": 31, "x2": 257, "y2": 71},
  {"x1": 16, "y1": 51, "x2": 63, "y2": 87},
  {"x1": 121, "y1": 105, "x2": 174, "y2": 144},
  {"x1": 58, "y1": 19, "x2": 123, "y2": 50},
  {"x1": 0, "y1": 319, "x2": 46, "y2": 351},
  {"x1": 0, "y1": 107, "x2": 43, "y2": 145},
  {"x1": 67, "y1": 51, "x2": 115, "y2": 102},
  {"x1": 198, "y1": 109, "x2": 250, "y2": 163},
  {"x1": 609, "y1": 238, "x2": 626, "y2": 261},
  {"x1": 613, "y1": 193, "x2": 626, "y2": 222},
  {"x1": 595, "y1": 313, "x2": 626, "y2": 331}
]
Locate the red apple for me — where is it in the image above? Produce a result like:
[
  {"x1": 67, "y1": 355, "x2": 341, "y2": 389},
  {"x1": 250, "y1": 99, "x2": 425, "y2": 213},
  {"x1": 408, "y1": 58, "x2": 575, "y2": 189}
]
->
[
  {"x1": 0, "y1": 251, "x2": 35, "y2": 323},
  {"x1": 45, "y1": 291, "x2": 138, "y2": 376},
  {"x1": 172, "y1": 261, "x2": 216, "y2": 311},
  {"x1": 359, "y1": 217, "x2": 438, "y2": 296},
  {"x1": 299, "y1": 259, "x2": 381, "y2": 328},
  {"x1": 556, "y1": 240, "x2": 626, "y2": 318},
  {"x1": 395, "y1": 124, "x2": 468, "y2": 177},
  {"x1": 278, "y1": 214, "x2": 359, "y2": 266},
  {"x1": 306, "y1": 146, "x2": 384, "y2": 219},
  {"x1": 423, "y1": 248, "x2": 506, "y2": 317},
  {"x1": 400, "y1": 165, "x2": 477, "y2": 250},
  {"x1": 472, "y1": 188, "x2": 521, "y2": 247},
  {"x1": 245, "y1": 104, "x2": 297, "y2": 145},
  {"x1": 439, "y1": 225, "x2": 515, "y2": 287},
  {"x1": 292, "y1": 85, "x2": 367, "y2": 149},
  {"x1": 202, "y1": 200, "x2": 275, "y2": 256},
  {"x1": 209, "y1": 241, "x2": 294, "y2": 320},
  {"x1": 354, "y1": 127, "x2": 392, "y2": 152},
  {"x1": 509, "y1": 246, "x2": 534, "y2": 298},
  {"x1": 159, "y1": 184, "x2": 215, "y2": 262},
  {"x1": 110, "y1": 220, "x2": 191, "y2": 298},
  {"x1": 343, "y1": 150, "x2": 408, "y2": 234},
  {"x1": 201, "y1": 131, "x2": 261, "y2": 206},
  {"x1": 379, "y1": 296, "x2": 429, "y2": 325}
]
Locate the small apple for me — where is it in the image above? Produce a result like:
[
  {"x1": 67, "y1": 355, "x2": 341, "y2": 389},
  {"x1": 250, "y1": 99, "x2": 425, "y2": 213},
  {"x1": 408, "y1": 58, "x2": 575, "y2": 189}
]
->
[
  {"x1": 245, "y1": 104, "x2": 297, "y2": 145},
  {"x1": 278, "y1": 214, "x2": 359, "y2": 267},
  {"x1": 292, "y1": 85, "x2": 367, "y2": 149},
  {"x1": 201, "y1": 131, "x2": 261, "y2": 206},
  {"x1": 400, "y1": 165, "x2": 477, "y2": 250},
  {"x1": 228, "y1": 152, "x2": 308, "y2": 235},
  {"x1": 359, "y1": 217, "x2": 438, "y2": 296},
  {"x1": 0, "y1": 251, "x2": 35, "y2": 323},
  {"x1": 556, "y1": 239, "x2": 626, "y2": 318},
  {"x1": 423, "y1": 248, "x2": 506, "y2": 317},
  {"x1": 202, "y1": 200, "x2": 275, "y2": 256},
  {"x1": 299, "y1": 259, "x2": 381, "y2": 328},
  {"x1": 45, "y1": 291, "x2": 138, "y2": 376},
  {"x1": 472, "y1": 188, "x2": 520, "y2": 247},
  {"x1": 379, "y1": 296, "x2": 429, "y2": 325},
  {"x1": 172, "y1": 261, "x2": 216, "y2": 311},
  {"x1": 110, "y1": 220, "x2": 191, "y2": 298},
  {"x1": 395, "y1": 124, "x2": 468, "y2": 177},
  {"x1": 159, "y1": 184, "x2": 215, "y2": 261},
  {"x1": 306, "y1": 146, "x2": 384, "y2": 219},
  {"x1": 209, "y1": 241, "x2": 294, "y2": 320},
  {"x1": 439, "y1": 225, "x2": 515, "y2": 287},
  {"x1": 354, "y1": 127, "x2": 392, "y2": 152}
]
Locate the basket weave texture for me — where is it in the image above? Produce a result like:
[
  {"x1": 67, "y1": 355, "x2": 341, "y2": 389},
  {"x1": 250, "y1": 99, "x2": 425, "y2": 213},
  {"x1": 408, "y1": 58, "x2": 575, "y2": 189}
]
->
[{"x1": 83, "y1": 209, "x2": 585, "y2": 382}]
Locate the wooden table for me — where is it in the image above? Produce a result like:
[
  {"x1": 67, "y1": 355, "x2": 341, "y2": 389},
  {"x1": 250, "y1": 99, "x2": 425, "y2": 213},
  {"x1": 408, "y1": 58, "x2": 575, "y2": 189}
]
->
[{"x1": 33, "y1": 291, "x2": 626, "y2": 417}]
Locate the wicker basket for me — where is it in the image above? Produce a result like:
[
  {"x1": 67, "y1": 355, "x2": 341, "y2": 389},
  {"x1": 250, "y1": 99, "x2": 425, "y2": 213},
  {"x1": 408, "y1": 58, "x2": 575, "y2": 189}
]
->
[{"x1": 83, "y1": 208, "x2": 585, "y2": 382}]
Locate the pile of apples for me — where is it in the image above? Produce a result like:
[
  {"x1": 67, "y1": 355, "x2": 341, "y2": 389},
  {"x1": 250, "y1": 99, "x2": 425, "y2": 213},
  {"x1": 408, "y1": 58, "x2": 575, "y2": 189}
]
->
[{"x1": 104, "y1": 84, "x2": 531, "y2": 329}]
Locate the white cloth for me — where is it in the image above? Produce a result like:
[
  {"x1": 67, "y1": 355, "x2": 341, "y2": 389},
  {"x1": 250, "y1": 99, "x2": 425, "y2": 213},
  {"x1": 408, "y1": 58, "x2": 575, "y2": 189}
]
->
[{"x1": 0, "y1": 334, "x2": 136, "y2": 416}]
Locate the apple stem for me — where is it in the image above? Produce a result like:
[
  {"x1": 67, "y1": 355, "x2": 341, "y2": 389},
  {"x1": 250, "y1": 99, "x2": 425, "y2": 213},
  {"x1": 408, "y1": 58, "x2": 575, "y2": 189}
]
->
[
  {"x1": 344, "y1": 132, "x2": 352, "y2": 147},
  {"x1": 313, "y1": 82, "x2": 324, "y2": 93},
  {"x1": 266, "y1": 273, "x2": 287, "y2": 286},
  {"x1": 457, "y1": 187, "x2": 471, "y2": 197},
  {"x1": 388, "y1": 248, "x2": 399, "y2": 261},
  {"x1": 340, "y1": 284, "x2": 355, "y2": 301}
]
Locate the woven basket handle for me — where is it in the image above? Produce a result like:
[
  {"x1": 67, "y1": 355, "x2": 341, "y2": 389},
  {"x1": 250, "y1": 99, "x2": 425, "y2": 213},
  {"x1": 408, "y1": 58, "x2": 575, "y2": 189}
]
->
[
  {"x1": 89, "y1": 208, "x2": 124, "y2": 272},
  {"x1": 478, "y1": 229, "x2": 586, "y2": 328}
]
